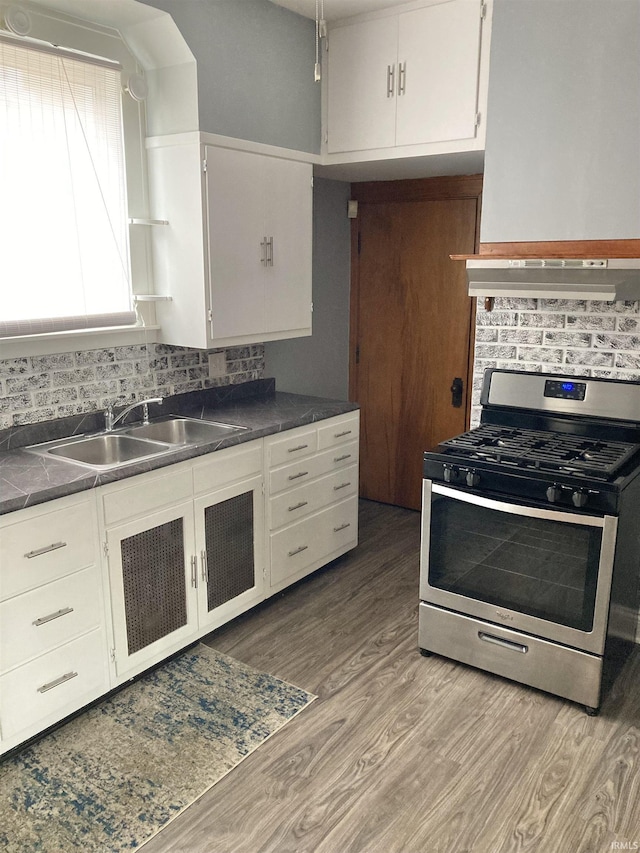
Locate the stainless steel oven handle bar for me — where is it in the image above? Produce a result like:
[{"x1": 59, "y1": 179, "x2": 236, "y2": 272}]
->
[{"x1": 430, "y1": 483, "x2": 607, "y2": 528}]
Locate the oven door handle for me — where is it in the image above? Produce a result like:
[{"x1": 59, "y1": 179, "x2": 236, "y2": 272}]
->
[{"x1": 430, "y1": 482, "x2": 609, "y2": 528}]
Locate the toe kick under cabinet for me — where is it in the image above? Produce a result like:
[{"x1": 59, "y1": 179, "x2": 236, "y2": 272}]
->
[
  {"x1": 0, "y1": 492, "x2": 109, "y2": 753},
  {"x1": 266, "y1": 412, "x2": 360, "y2": 592}
]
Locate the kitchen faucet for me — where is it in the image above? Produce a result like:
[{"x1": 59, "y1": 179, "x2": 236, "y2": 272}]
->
[{"x1": 104, "y1": 397, "x2": 163, "y2": 432}]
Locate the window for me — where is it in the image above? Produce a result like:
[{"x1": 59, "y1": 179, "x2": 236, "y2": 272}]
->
[{"x1": 0, "y1": 36, "x2": 136, "y2": 337}]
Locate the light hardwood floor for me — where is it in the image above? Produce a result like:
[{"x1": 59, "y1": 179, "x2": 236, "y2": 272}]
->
[{"x1": 142, "y1": 499, "x2": 640, "y2": 853}]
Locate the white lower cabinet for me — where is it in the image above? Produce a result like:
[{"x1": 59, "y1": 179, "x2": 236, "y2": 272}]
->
[
  {"x1": 0, "y1": 492, "x2": 109, "y2": 754},
  {"x1": 266, "y1": 412, "x2": 360, "y2": 593},
  {"x1": 0, "y1": 415, "x2": 359, "y2": 754},
  {"x1": 102, "y1": 444, "x2": 265, "y2": 684}
]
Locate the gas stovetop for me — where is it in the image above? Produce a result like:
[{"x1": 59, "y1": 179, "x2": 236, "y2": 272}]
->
[
  {"x1": 423, "y1": 369, "x2": 640, "y2": 514},
  {"x1": 439, "y1": 424, "x2": 640, "y2": 481}
]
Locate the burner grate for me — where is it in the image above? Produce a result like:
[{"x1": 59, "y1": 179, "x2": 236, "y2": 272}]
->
[{"x1": 441, "y1": 425, "x2": 640, "y2": 479}]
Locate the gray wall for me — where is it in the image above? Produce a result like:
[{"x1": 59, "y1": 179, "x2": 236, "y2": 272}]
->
[
  {"x1": 481, "y1": 0, "x2": 640, "y2": 242},
  {"x1": 140, "y1": 0, "x2": 320, "y2": 153},
  {"x1": 265, "y1": 179, "x2": 351, "y2": 400}
]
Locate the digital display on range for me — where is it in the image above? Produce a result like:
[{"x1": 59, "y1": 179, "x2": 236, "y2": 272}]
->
[{"x1": 544, "y1": 379, "x2": 587, "y2": 401}]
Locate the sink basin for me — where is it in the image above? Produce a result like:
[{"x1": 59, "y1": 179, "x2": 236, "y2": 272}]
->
[
  {"x1": 41, "y1": 434, "x2": 172, "y2": 469},
  {"x1": 124, "y1": 417, "x2": 247, "y2": 445}
]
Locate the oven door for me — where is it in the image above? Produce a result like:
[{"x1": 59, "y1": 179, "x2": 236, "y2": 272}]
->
[{"x1": 420, "y1": 481, "x2": 618, "y2": 655}]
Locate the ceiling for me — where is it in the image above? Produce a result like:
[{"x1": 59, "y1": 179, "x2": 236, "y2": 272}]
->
[{"x1": 270, "y1": 0, "x2": 412, "y2": 22}]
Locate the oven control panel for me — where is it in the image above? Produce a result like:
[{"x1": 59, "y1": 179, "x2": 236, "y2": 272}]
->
[{"x1": 544, "y1": 379, "x2": 587, "y2": 401}]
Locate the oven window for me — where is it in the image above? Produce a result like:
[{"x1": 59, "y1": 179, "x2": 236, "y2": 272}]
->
[{"x1": 428, "y1": 495, "x2": 602, "y2": 631}]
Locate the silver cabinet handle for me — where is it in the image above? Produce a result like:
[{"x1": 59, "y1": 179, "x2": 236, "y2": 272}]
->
[
  {"x1": 288, "y1": 545, "x2": 309, "y2": 557},
  {"x1": 288, "y1": 443, "x2": 309, "y2": 453},
  {"x1": 334, "y1": 430, "x2": 352, "y2": 438},
  {"x1": 478, "y1": 631, "x2": 528, "y2": 654},
  {"x1": 33, "y1": 607, "x2": 74, "y2": 627},
  {"x1": 288, "y1": 501, "x2": 309, "y2": 512},
  {"x1": 200, "y1": 549, "x2": 208, "y2": 583},
  {"x1": 398, "y1": 61, "x2": 406, "y2": 95},
  {"x1": 288, "y1": 470, "x2": 309, "y2": 481},
  {"x1": 333, "y1": 482, "x2": 352, "y2": 491},
  {"x1": 37, "y1": 671, "x2": 78, "y2": 693},
  {"x1": 191, "y1": 555, "x2": 198, "y2": 588},
  {"x1": 24, "y1": 541, "x2": 67, "y2": 559},
  {"x1": 260, "y1": 237, "x2": 268, "y2": 266},
  {"x1": 334, "y1": 522, "x2": 351, "y2": 533},
  {"x1": 334, "y1": 454, "x2": 352, "y2": 462},
  {"x1": 386, "y1": 64, "x2": 395, "y2": 97},
  {"x1": 268, "y1": 236, "x2": 274, "y2": 267}
]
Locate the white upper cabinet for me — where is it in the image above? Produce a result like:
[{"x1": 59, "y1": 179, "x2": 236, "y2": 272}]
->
[
  {"x1": 147, "y1": 136, "x2": 313, "y2": 350},
  {"x1": 325, "y1": 0, "x2": 490, "y2": 159}
]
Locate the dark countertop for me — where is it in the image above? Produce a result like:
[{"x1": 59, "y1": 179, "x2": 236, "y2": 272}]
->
[{"x1": 0, "y1": 384, "x2": 358, "y2": 516}]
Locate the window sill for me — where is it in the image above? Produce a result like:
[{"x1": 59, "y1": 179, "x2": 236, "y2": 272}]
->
[{"x1": 0, "y1": 325, "x2": 160, "y2": 360}]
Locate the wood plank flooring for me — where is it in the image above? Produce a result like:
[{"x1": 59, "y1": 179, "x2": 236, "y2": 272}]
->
[{"x1": 141, "y1": 499, "x2": 640, "y2": 853}]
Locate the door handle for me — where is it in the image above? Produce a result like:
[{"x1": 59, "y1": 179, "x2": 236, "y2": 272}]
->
[{"x1": 451, "y1": 377, "x2": 463, "y2": 408}]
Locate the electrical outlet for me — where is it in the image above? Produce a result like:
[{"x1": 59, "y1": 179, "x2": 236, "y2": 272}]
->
[{"x1": 208, "y1": 351, "x2": 226, "y2": 378}]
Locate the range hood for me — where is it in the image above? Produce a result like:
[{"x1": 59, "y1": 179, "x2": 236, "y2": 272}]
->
[
  {"x1": 451, "y1": 242, "x2": 640, "y2": 301},
  {"x1": 466, "y1": 258, "x2": 640, "y2": 301}
]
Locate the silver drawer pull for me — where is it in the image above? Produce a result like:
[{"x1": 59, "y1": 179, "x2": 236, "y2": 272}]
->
[
  {"x1": 478, "y1": 631, "x2": 528, "y2": 654},
  {"x1": 288, "y1": 501, "x2": 309, "y2": 512},
  {"x1": 287, "y1": 444, "x2": 309, "y2": 453},
  {"x1": 333, "y1": 522, "x2": 351, "y2": 533},
  {"x1": 24, "y1": 541, "x2": 67, "y2": 559},
  {"x1": 37, "y1": 670, "x2": 78, "y2": 693},
  {"x1": 288, "y1": 471, "x2": 309, "y2": 481},
  {"x1": 334, "y1": 454, "x2": 352, "y2": 462},
  {"x1": 201, "y1": 549, "x2": 208, "y2": 582},
  {"x1": 333, "y1": 481, "x2": 352, "y2": 491},
  {"x1": 288, "y1": 545, "x2": 309, "y2": 557},
  {"x1": 33, "y1": 607, "x2": 74, "y2": 627},
  {"x1": 334, "y1": 430, "x2": 352, "y2": 438}
]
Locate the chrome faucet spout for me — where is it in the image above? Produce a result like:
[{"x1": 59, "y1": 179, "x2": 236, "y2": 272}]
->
[{"x1": 104, "y1": 397, "x2": 164, "y2": 432}]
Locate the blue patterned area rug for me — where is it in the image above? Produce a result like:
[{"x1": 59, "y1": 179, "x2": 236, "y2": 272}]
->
[{"x1": 0, "y1": 644, "x2": 315, "y2": 852}]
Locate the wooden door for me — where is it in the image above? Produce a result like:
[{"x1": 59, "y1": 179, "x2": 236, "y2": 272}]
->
[{"x1": 350, "y1": 176, "x2": 481, "y2": 510}]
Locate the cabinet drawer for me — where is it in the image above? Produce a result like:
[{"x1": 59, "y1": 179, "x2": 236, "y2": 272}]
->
[
  {"x1": 317, "y1": 413, "x2": 359, "y2": 450},
  {"x1": 0, "y1": 628, "x2": 108, "y2": 739},
  {"x1": 1, "y1": 496, "x2": 96, "y2": 601},
  {"x1": 269, "y1": 441, "x2": 359, "y2": 495},
  {"x1": 193, "y1": 441, "x2": 262, "y2": 494},
  {"x1": 270, "y1": 496, "x2": 358, "y2": 587},
  {"x1": 101, "y1": 465, "x2": 193, "y2": 526},
  {"x1": 269, "y1": 464, "x2": 358, "y2": 530},
  {"x1": 0, "y1": 565, "x2": 103, "y2": 674},
  {"x1": 267, "y1": 426, "x2": 317, "y2": 467}
]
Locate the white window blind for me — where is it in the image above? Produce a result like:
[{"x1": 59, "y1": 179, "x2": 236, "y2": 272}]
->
[{"x1": 0, "y1": 38, "x2": 136, "y2": 338}]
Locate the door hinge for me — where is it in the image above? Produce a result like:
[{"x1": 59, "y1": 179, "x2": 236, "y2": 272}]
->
[
  {"x1": 324, "y1": 130, "x2": 328, "y2": 144},
  {"x1": 480, "y1": 1, "x2": 487, "y2": 19},
  {"x1": 103, "y1": 541, "x2": 109, "y2": 558},
  {"x1": 475, "y1": 112, "x2": 482, "y2": 128},
  {"x1": 355, "y1": 344, "x2": 360, "y2": 365},
  {"x1": 203, "y1": 158, "x2": 207, "y2": 173},
  {"x1": 311, "y1": 301, "x2": 314, "y2": 313},
  {"x1": 110, "y1": 647, "x2": 116, "y2": 663},
  {"x1": 357, "y1": 232, "x2": 361, "y2": 254},
  {"x1": 311, "y1": 175, "x2": 314, "y2": 188}
]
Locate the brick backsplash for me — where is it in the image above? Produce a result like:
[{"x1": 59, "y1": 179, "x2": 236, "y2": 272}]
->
[
  {"x1": 471, "y1": 299, "x2": 640, "y2": 425},
  {"x1": 0, "y1": 343, "x2": 265, "y2": 428}
]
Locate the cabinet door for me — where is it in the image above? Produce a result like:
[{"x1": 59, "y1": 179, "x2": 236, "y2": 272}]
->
[
  {"x1": 107, "y1": 501, "x2": 197, "y2": 680},
  {"x1": 194, "y1": 475, "x2": 264, "y2": 633},
  {"x1": 205, "y1": 145, "x2": 266, "y2": 341},
  {"x1": 395, "y1": 0, "x2": 483, "y2": 147},
  {"x1": 263, "y1": 157, "x2": 312, "y2": 336},
  {"x1": 327, "y1": 16, "x2": 398, "y2": 153}
]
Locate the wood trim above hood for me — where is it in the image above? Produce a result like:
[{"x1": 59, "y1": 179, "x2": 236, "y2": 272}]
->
[{"x1": 451, "y1": 239, "x2": 640, "y2": 261}]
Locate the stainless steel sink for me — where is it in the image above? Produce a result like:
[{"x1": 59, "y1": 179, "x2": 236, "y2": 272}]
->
[
  {"x1": 32, "y1": 433, "x2": 173, "y2": 470},
  {"x1": 124, "y1": 417, "x2": 247, "y2": 445}
]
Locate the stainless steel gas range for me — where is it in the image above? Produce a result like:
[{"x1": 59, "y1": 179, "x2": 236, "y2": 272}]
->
[{"x1": 419, "y1": 368, "x2": 640, "y2": 714}]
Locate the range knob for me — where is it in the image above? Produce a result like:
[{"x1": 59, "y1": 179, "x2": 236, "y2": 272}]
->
[
  {"x1": 443, "y1": 464, "x2": 458, "y2": 483},
  {"x1": 572, "y1": 489, "x2": 588, "y2": 509},
  {"x1": 465, "y1": 469, "x2": 480, "y2": 488},
  {"x1": 546, "y1": 484, "x2": 561, "y2": 503}
]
